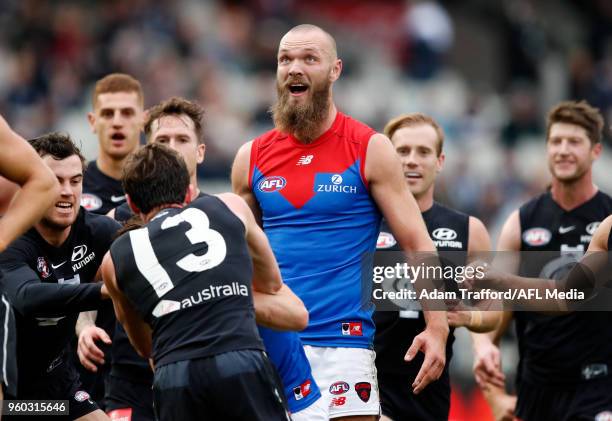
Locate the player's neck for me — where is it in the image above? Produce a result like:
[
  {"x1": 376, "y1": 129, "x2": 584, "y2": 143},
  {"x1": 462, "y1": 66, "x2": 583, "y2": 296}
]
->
[
  {"x1": 292, "y1": 104, "x2": 337, "y2": 144},
  {"x1": 141, "y1": 203, "x2": 183, "y2": 223},
  {"x1": 96, "y1": 153, "x2": 127, "y2": 180},
  {"x1": 550, "y1": 173, "x2": 598, "y2": 211},
  {"x1": 35, "y1": 223, "x2": 71, "y2": 247},
  {"x1": 416, "y1": 191, "x2": 434, "y2": 213}
]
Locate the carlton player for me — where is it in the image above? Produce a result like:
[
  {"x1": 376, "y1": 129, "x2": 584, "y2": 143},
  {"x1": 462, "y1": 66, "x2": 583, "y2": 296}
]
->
[
  {"x1": 472, "y1": 100, "x2": 612, "y2": 421},
  {"x1": 102, "y1": 144, "x2": 289, "y2": 421},
  {"x1": 0, "y1": 133, "x2": 119, "y2": 420},
  {"x1": 232, "y1": 24, "x2": 448, "y2": 420},
  {"x1": 77, "y1": 73, "x2": 146, "y2": 406},
  {"x1": 374, "y1": 113, "x2": 499, "y2": 420}
]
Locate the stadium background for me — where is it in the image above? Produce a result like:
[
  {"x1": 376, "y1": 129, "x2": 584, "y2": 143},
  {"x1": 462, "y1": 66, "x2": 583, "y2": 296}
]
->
[{"x1": 1, "y1": 0, "x2": 611, "y2": 419}]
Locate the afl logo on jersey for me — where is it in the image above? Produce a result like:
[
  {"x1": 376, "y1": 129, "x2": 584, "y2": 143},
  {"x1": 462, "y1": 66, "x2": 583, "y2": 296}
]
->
[
  {"x1": 377, "y1": 232, "x2": 397, "y2": 249},
  {"x1": 522, "y1": 227, "x2": 552, "y2": 247},
  {"x1": 81, "y1": 193, "x2": 102, "y2": 211},
  {"x1": 432, "y1": 228, "x2": 457, "y2": 241},
  {"x1": 258, "y1": 176, "x2": 286, "y2": 193},
  {"x1": 586, "y1": 222, "x2": 600, "y2": 235}
]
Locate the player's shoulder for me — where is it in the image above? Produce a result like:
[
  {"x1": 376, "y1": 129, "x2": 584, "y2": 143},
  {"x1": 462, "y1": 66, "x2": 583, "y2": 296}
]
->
[
  {"x1": 252, "y1": 127, "x2": 287, "y2": 150},
  {"x1": 431, "y1": 201, "x2": 470, "y2": 221},
  {"x1": 593, "y1": 190, "x2": 612, "y2": 209},
  {"x1": 0, "y1": 229, "x2": 39, "y2": 262},
  {"x1": 337, "y1": 112, "x2": 377, "y2": 142},
  {"x1": 518, "y1": 191, "x2": 551, "y2": 217}
]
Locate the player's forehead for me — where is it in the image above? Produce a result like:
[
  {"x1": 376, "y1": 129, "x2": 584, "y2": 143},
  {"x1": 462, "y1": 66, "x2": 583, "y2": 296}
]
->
[
  {"x1": 392, "y1": 124, "x2": 439, "y2": 149},
  {"x1": 42, "y1": 154, "x2": 83, "y2": 178},
  {"x1": 548, "y1": 121, "x2": 589, "y2": 140},
  {"x1": 278, "y1": 29, "x2": 333, "y2": 57},
  {"x1": 150, "y1": 115, "x2": 197, "y2": 138},
  {"x1": 95, "y1": 91, "x2": 141, "y2": 110}
]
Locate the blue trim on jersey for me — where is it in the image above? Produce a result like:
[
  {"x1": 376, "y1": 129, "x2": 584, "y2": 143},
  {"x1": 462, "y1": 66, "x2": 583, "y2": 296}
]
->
[{"x1": 258, "y1": 327, "x2": 320, "y2": 412}]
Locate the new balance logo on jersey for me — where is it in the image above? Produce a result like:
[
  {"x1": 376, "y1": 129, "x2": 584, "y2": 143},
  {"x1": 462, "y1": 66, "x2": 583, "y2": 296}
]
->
[
  {"x1": 316, "y1": 174, "x2": 357, "y2": 194},
  {"x1": 341, "y1": 322, "x2": 363, "y2": 336},
  {"x1": 292, "y1": 379, "x2": 312, "y2": 401},
  {"x1": 296, "y1": 155, "x2": 314, "y2": 166}
]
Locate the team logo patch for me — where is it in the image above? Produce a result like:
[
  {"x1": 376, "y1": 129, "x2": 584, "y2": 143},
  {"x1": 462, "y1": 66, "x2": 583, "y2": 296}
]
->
[
  {"x1": 329, "y1": 381, "x2": 350, "y2": 395},
  {"x1": 107, "y1": 408, "x2": 133, "y2": 421},
  {"x1": 292, "y1": 379, "x2": 312, "y2": 401},
  {"x1": 74, "y1": 390, "x2": 90, "y2": 402},
  {"x1": 522, "y1": 227, "x2": 552, "y2": 247},
  {"x1": 595, "y1": 411, "x2": 612, "y2": 421},
  {"x1": 81, "y1": 193, "x2": 102, "y2": 211},
  {"x1": 37, "y1": 257, "x2": 51, "y2": 278},
  {"x1": 341, "y1": 322, "x2": 363, "y2": 336},
  {"x1": 432, "y1": 227, "x2": 457, "y2": 241},
  {"x1": 586, "y1": 221, "x2": 601, "y2": 235},
  {"x1": 258, "y1": 176, "x2": 286, "y2": 192},
  {"x1": 376, "y1": 232, "x2": 397, "y2": 249},
  {"x1": 354, "y1": 382, "x2": 371, "y2": 403}
]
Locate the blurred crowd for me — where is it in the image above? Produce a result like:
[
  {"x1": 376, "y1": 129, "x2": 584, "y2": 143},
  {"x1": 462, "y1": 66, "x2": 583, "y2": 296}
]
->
[
  {"x1": 1, "y1": 0, "x2": 611, "y2": 412},
  {"x1": 1, "y1": 0, "x2": 611, "y2": 239}
]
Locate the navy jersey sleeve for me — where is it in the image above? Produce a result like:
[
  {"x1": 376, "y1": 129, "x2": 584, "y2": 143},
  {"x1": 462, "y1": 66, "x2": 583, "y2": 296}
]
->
[
  {"x1": 0, "y1": 244, "x2": 103, "y2": 317},
  {"x1": 89, "y1": 212, "x2": 122, "y2": 248}
]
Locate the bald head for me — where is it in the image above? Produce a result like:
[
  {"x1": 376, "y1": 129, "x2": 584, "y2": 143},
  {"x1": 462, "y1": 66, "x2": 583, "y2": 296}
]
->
[{"x1": 280, "y1": 24, "x2": 337, "y2": 60}]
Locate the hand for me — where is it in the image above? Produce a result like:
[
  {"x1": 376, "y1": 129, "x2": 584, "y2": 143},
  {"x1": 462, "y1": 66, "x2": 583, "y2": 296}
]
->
[
  {"x1": 447, "y1": 309, "x2": 472, "y2": 328},
  {"x1": 489, "y1": 392, "x2": 517, "y2": 421},
  {"x1": 473, "y1": 337, "x2": 505, "y2": 389},
  {"x1": 77, "y1": 325, "x2": 111, "y2": 372},
  {"x1": 405, "y1": 326, "x2": 447, "y2": 394}
]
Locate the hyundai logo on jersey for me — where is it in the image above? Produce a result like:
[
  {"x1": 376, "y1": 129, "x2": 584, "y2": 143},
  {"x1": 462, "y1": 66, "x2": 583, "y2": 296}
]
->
[{"x1": 258, "y1": 176, "x2": 286, "y2": 193}]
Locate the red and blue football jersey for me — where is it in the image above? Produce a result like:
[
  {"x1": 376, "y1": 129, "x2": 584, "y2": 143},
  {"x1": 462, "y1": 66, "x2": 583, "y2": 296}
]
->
[{"x1": 250, "y1": 112, "x2": 382, "y2": 348}]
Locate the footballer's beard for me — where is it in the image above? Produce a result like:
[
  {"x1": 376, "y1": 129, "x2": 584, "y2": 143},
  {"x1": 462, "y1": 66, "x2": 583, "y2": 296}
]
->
[{"x1": 271, "y1": 78, "x2": 331, "y2": 143}]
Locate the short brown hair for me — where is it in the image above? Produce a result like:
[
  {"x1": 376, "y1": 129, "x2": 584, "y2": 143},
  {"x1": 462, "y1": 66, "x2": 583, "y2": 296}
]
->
[
  {"x1": 546, "y1": 100, "x2": 604, "y2": 145},
  {"x1": 383, "y1": 113, "x2": 445, "y2": 156},
  {"x1": 92, "y1": 73, "x2": 143, "y2": 108},
  {"x1": 29, "y1": 132, "x2": 86, "y2": 171},
  {"x1": 144, "y1": 97, "x2": 205, "y2": 144},
  {"x1": 122, "y1": 143, "x2": 190, "y2": 214}
]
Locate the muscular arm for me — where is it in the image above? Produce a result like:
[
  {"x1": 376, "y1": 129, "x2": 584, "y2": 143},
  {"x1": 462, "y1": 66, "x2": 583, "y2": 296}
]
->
[
  {"x1": 101, "y1": 252, "x2": 152, "y2": 359},
  {"x1": 482, "y1": 214, "x2": 612, "y2": 309},
  {"x1": 218, "y1": 192, "x2": 282, "y2": 295},
  {"x1": 365, "y1": 133, "x2": 448, "y2": 393},
  {"x1": 231, "y1": 141, "x2": 262, "y2": 222},
  {"x1": 254, "y1": 283, "x2": 308, "y2": 331},
  {"x1": 1, "y1": 264, "x2": 104, "y2": 316},
  {"x1": 0, "y1": 116, "x2": 59, "y2": 251}
]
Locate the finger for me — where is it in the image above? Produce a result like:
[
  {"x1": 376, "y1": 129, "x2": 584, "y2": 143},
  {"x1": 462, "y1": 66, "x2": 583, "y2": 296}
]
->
[
  {"x1": 99, "y1": 329, "x2": 112, "y2": 344},
  {"x1": 413, "y1": 360, "x2": 441, "y2": 394},
  {"x1": 404, "y1": 336, "x2": 423, "y2": 362},
  {"x1": 78, "y1": 350, "x2": 99, "y2": 372}
]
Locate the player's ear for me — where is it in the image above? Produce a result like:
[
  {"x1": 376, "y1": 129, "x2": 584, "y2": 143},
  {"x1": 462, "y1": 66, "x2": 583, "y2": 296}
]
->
[
  {"x1": 126, "y1": 194, "x2": 140, "y2": 214},
  {"x1": 87, "y1": 112, "x2": 96, "y2": 133}
]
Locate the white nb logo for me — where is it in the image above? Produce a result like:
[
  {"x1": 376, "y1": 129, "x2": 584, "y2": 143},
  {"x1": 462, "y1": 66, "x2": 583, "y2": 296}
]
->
[{"x1": 297, "y1": 155, "x2": 314, "y2": 166}]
